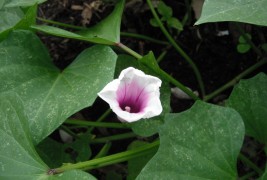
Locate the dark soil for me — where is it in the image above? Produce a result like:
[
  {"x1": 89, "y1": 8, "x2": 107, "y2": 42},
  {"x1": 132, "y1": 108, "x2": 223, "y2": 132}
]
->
[{"x1": 38, "y1": 0, "x2": 267, "y2": 179}]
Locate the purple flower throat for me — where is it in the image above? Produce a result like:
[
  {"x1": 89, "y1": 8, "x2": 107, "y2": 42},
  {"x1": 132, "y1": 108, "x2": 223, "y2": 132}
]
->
[{"x1": 116, "y1": 80, "x2": 149, "y2": 113}]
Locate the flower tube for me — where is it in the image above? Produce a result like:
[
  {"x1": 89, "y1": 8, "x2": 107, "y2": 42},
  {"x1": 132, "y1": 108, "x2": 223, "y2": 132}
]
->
[{"x1": 98, "y1": 67, "x2": 162, "y2": 122}]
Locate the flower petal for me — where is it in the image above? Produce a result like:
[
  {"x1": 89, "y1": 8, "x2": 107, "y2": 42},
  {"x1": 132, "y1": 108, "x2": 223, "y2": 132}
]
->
[{"x1": 98, "y1": 67, "x2": 162, "y2": 122}]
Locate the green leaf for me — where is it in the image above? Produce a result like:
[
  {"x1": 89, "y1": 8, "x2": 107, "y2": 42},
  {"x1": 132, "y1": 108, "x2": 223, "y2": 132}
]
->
[
  {"x1": 78, "y1": 0, "x2": 125, "y2": 43},
  {"x1": 137, "y1": 101, "x2": 245, "y2": 179},
  {"x1": 32, "y1": 0, "x2": 125, "y2": 45},
  {"x1": 37, "y1": 138, "x2": 73, "y2": 168},
  {"x1": 239, "y1": 33, "x2": 252, "y2": 43},
  {"x1": 227, "y1": 73, "x2": 267, "y2": 143},
  {"x1": 0, "y1": 95, "x2": 48, "y2": 179},
  {"x1": 5, "y1": 0, "x2": 46, "y2": 7},
  {"x1": 127, "y1": 141, "x2": 157, "y2": 180},
  {"x1": 64, "y1": 132, "x2": 92, "y2": 162},
  {"x1": 195, "y1": 0, "x2": 267, "y2": 26},
  {"x1": 167, "y1": 17, "x2": 183, "y2": 31},
  {"x1": 0, "y1": 6, "x2": 24, "y2": 33},
  {"x1": 237, "y1": 43, "x2": 251, "y2": 53},
  {"x1": 157, "y1": 1, "x2": 172, "y2": 19},
  {"x1": 0, "y1": 95, "x2": 96, "y2": 179},
  {"x1": 0, "y1": 4, "x2": 37, "y2": 40},
  {"x1": 0, "y1": 30, "x2": 117, "y2": 144},
  {"x1": 149, "y1": 18, "x2": 159, "y2": 27},
  {"x1": 139, "y1": 51, "x2": 160, "y2": 74},
  {"x1": 14, "y1": 4, "x2": 37, "y2": 29}
]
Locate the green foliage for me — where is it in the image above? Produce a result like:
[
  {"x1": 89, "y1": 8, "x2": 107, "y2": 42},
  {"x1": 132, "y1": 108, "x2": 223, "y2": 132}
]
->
[
  {"x1": 0, "y1": 1, "x2": 37, "y2": 40},
  {"x1": 31, "y1": 0, "x2": 125, "y2": 45},
  {"x1": 0, "y1": 95, "x2": 96, "y2": 179},
  {"x1": 0, "y1": 30, "x2": 117, "y2": 144},
  {"x1": 196, "y1": 0, "x2": 267, "y2": 26},
  {"x1": 237, "y1": 33, "x2": 252, "y2": 53},
  {"x1": 137, "y1": 101, "x2": 245, "y2": 179},
  {"x1": 227, "y1": 73, "x2": 267, "y2": 143},
  {"x1": 150, "y1": 1, "x2": 183, "y2": 31}
]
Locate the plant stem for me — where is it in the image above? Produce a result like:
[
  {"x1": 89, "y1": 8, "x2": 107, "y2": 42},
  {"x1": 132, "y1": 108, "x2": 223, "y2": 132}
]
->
[
  {"x1": 90, "y1": 132, "x2": 136, "y2": 144},
  {"x1": 52, "y1": 140, "x2": 159, "y2": 174},
  {"x1": 234, "y1": 23, "x2": 262, "y2": 57},
  {"x1": 93, "y1": 142, "x2": 112, "y2": 159},
  {"x1": 121, "y1": 32, "x2": 169, "y2": 45},
  {"x1": 204, "y1": 58, "x2": 267, "y2": 101},
  {"x1": 157, "y1": 50, "x2": 167, "y2": 63},
  {"x1": 238, "y1": 153, "x2": 264, "y2": 175},
  {"x1": 37, "y1": 17, "x2": 87, "y2": 30},
  {"x1": 65, "y1": 119, "x2": 130, "y2": 129},
  {"x1": 116, "y1": 42, "x2": 143, "y2": 59},
  {"x1": 158, "y1": 69, "x2": 200, "y2": 100},
  {"x1": 146, "y1": 0, "x2": 205, "y2": 97}
]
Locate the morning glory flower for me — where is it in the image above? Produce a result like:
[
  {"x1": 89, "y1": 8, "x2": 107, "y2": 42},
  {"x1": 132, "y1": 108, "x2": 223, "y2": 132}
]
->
[{"x1": 98, "y1": 67, "x2": 162, "y2": 122}]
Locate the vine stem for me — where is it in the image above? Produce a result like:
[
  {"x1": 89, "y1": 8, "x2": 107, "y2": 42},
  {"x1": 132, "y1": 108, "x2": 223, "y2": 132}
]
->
[
  {"x1": 117, "y1": 42, "x2": 200, "y2": 100},
  {"x1": 51, "y1": 140, "x2": 159, "y2": 174},
  {"x1": 204, "y1": 58, "x2": 267, "y2": 101},
  {"x1": 146, "y1": 0, "x2": 205, "y2": 97},
  {"x1": 65, "y1": 119, "x2": 130, "y2": 129},
  {"x1": 90, "y1": 132, "x2": 136, "y2": 144}
]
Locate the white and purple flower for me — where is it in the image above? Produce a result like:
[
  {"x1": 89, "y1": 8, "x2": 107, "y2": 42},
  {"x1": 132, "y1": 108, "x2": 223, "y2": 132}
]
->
[{"x1": 98, "y1": 67, "x2": 162, "y2": 122}]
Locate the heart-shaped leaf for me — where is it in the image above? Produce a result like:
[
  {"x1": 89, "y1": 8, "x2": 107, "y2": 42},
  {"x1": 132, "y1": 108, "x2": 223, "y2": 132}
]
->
[
  {"x1": 195, "y1": 0, "x2": 267, "y2": 26},
  {"x1": 0, "y1": 30, "x2": 117, "y2": 144},
  {"x1": 0, "y1": 95, "x2": 96, "y2": 179},
  {"x1": 227, "y1": 73, "x2": 267, "y2": 143},
  {"x1": 137, "y1": 101, "x2": 245, "y2": 179},
  {"x1": 31, "y1": 0, "x2": 125, "y2": 45}
]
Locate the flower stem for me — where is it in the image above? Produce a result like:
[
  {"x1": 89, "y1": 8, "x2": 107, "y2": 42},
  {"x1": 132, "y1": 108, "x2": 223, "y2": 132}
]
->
[
  {"x1": 146, "y1": 0, "x2": 205, "y2": 97},
  {"x1": 238, "y1": 153, "x2": 264, "y2": 175},
  {"x1": 90, "y1": 132, "x2": 136, "y2": 144},
  {"x1": 65, "y1": 119, "x2": 130, "y2": 129},
  {"x1": 203, "y1": 58, "x2": 267, "y2": 101},
  {"x1": 51, "y1": 140, "x2": 159, "y2": 174}
]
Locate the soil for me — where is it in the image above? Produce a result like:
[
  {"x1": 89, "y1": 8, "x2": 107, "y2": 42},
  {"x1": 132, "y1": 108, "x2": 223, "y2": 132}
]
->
[{"x1": 38, "y1": 0, "x2": 267, "y2": 179}]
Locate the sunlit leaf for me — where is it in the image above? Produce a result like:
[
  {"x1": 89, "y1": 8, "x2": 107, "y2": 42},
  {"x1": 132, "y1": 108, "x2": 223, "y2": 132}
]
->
[
  {"x1": 195, "y1": 0, "x2": 267, "y2": 26},
  {"x1": 0, "y1": 30, "x2": 117, "y2": 144},
  {"x1": 137, "y1": 101, "x2": 245, "y2": 179}
]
